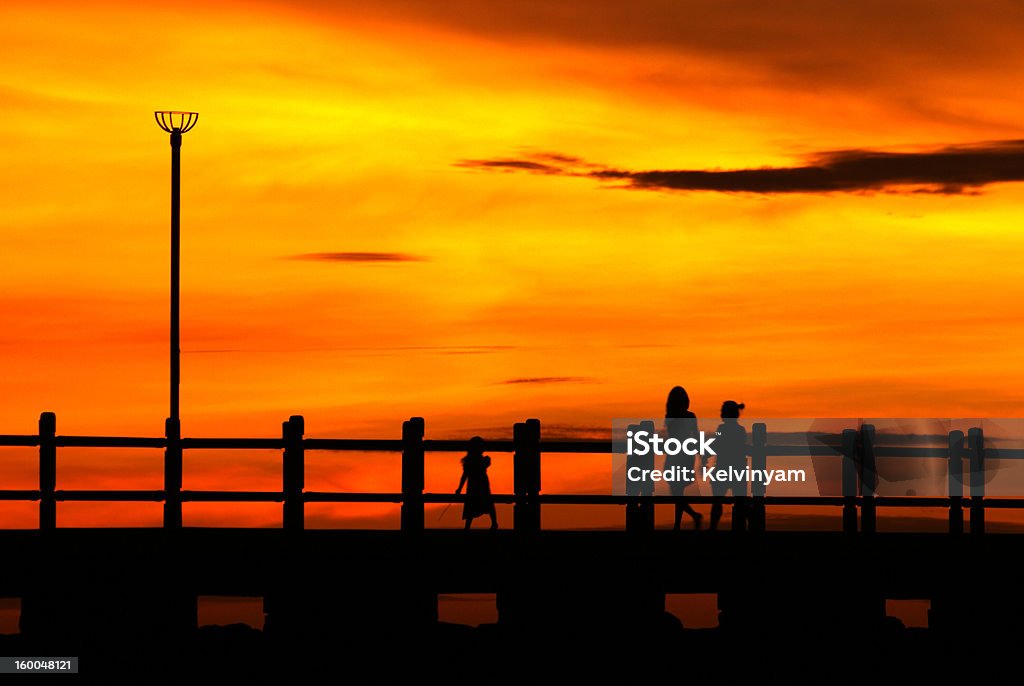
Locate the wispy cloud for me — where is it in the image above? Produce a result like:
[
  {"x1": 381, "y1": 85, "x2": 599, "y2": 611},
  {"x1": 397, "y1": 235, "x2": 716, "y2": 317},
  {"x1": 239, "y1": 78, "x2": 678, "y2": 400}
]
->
[
  {"x1": 185, "y1": 345, "x2": 515, "y2": 354},
  {"x1": 498, "y1": 376, "x2": 597, "y2": 385},
  {"x1": 289, "y1": 252, "x2": 428, "y2": 262},
  {"x1": 455, "y1": 158, "x2": 562, "y2": 174},
  {"x1": 459, "y1": 140, "x2": 1024, "y2": 195},
  {"x1": 452, "y1": 423, "x2": 609, "y2": 440}
]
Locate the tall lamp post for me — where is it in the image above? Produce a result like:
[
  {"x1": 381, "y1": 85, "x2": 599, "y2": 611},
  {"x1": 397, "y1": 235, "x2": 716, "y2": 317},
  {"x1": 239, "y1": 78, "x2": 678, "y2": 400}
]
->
[{"x1": 154, "y1": 111, "x2": 198, "y2": 529}]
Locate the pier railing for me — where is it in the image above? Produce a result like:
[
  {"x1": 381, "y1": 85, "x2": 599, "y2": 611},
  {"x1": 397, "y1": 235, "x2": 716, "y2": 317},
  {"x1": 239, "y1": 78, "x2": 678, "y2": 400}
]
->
[{"x1": 0, "y1": 413, "x2": 1014, "y2": 533}]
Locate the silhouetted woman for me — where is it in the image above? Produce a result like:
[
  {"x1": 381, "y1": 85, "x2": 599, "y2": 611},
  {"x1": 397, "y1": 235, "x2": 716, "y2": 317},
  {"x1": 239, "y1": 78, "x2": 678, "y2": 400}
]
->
[
  {"x1": 664, "y1": 386, "x2": 703, "y2": 530},
  {"x1": 456, "y1": 436, "x2": 498, "y2": 530},
  {"x1": 709, "y1": 400, "x2": 748, "y2": 531}
]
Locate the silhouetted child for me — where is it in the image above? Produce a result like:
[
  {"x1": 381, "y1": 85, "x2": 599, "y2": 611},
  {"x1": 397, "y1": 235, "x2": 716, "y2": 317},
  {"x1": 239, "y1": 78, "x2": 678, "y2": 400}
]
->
[
  {"x1": 709, "y1": 400, "x2": 748, "y2": 531},
  {"x1": 664, "y1": 386, "x2": 703, "y2": 530},
  {"x1": 456, "y1": 436, "x2": 498, "y2": 530}
]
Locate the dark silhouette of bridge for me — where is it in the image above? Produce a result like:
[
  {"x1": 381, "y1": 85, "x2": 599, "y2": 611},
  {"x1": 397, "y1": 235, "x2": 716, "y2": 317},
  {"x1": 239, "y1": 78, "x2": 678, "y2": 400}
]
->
[{"x1": 1, "y1": 413, "x2": 1021, "y2": 679}]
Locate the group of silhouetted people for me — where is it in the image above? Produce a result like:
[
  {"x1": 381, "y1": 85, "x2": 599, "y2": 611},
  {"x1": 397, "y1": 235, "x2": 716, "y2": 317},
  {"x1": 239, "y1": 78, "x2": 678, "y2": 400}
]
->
[
  {"x1": 453, "y1": 385, "x2": 749, "y2": 531},
  {"x1": 665, "y1": 385, "x2": 747, "y2": 531}
]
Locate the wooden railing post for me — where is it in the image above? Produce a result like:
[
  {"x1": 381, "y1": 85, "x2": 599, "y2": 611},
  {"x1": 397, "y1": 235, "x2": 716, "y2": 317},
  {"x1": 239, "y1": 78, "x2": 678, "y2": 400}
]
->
[
  {"x1": 513, "y1": 418, "x2": 541, "y2": 532},
  {"x1": 401, "y1": 417, "x2": 425, "y2": 532},
  {"x1": 968, "y1": 427, "x2": 984, "y2": 536},
  {"x1": 39, "y1": 412, "x2": 56, "y2": 530},
  {"x1": 623, "y1": 423, "x2": 639, "y2": 531},
  {"x1": 948, "y1": 430, "x2": 965, "y2": 535},
  {"x1": 860, "y1": 424, "x2": 876, "y2": 534},
  {"x1": 749, "y1": 423, "x2": 767, "y2": 532},
  {"x1": 283, "y1": 415, "x2": 305, "y2": 531},
  {"x1": 841, "y1": 428, "x2": 858, "y2": 533},
  {"x1": 163, "y1": 417, "x2": 182, "y2": 529},
  {"x1": 638, "y1": 420, "x2": 655, "y2": 531}
]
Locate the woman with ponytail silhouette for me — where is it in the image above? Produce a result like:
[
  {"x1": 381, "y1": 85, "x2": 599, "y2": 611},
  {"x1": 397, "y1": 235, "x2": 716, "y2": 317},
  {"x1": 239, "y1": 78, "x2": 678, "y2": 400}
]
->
[{"x1": 664, "y1": 386, "x2": 703, "y2": 530}]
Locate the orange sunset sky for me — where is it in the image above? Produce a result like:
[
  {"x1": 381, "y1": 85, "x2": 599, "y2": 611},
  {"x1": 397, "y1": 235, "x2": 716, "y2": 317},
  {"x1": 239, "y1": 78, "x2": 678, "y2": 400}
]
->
[{"x1": 4, "y1": 1, "x2": 1024, "y2": 527}]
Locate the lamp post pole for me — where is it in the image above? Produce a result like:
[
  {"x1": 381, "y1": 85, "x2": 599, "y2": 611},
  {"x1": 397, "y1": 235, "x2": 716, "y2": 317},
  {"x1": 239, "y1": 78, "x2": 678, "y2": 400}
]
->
[
  {"x1": 155, "y1": 111, "x2": 198, "y2": 529},
  {"x1": 170, "y1": 126, "x2": 181, "y2": 432}
]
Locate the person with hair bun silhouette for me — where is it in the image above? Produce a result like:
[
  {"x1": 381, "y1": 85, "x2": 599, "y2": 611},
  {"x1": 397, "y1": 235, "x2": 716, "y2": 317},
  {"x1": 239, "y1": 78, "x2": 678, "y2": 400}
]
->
[{"x1": 709, "y1": 400, "x2": 748, "y2": 531}]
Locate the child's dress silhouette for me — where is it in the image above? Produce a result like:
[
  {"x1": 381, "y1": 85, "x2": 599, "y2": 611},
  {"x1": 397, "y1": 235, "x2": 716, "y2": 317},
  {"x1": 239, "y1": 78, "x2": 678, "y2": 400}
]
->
[{"x1": 461, "y1": 454, "x2": 492, "y2": 518}]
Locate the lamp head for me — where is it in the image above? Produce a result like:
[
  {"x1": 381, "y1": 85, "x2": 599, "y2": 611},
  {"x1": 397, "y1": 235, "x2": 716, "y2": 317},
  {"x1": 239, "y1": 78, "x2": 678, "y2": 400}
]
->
[{"x1": 154, "y1": 111, "x2": 199, "y2": 133}]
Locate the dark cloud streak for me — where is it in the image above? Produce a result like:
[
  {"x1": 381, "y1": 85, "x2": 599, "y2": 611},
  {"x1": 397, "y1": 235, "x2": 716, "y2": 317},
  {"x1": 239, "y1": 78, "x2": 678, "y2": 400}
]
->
[
  {"x1": 459, "y1": 141, "x2": 1024, "y2": 195},
  {"x1": 290, "y1": 252, "x2": 428, "y2": 262},
  {"x1": 454, "y1": 158, "x2": 561, "y2": 174},
  {"x1": 499, "y1": 376, "x2": 597, "y2": 384}
]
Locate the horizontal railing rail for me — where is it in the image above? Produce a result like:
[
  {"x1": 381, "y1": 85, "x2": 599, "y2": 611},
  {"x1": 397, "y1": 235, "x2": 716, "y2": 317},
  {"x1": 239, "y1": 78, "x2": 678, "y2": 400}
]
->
[{"x1": 0, "y1": 413, "x2": 1013, "y2": 533}]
